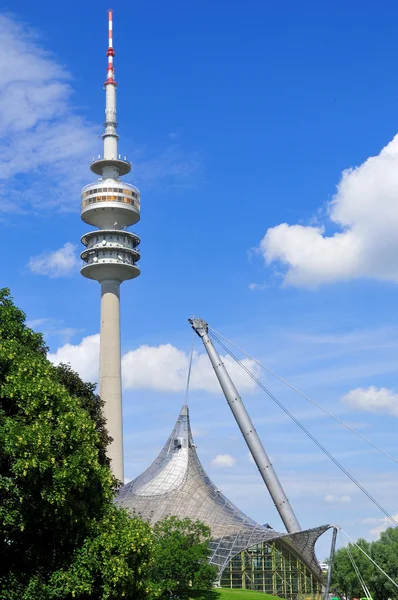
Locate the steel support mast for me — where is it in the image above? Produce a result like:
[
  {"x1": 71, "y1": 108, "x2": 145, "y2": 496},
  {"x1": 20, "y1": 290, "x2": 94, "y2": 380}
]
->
[
  {"x1": 324, "y1": 527, "x2": 338, "y2": 600},
  {"x1": 189, "y1": 318, "x2": 301, "y2": 533}
]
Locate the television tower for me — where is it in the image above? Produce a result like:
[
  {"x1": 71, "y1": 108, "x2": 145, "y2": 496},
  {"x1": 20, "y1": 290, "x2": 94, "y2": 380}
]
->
[{"x1": 80, "y1": 10, "x2": 140, "y2": 482}]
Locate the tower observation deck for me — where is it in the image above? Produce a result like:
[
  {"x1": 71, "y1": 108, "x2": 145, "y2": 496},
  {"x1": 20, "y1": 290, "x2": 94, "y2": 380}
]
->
[{"x1": 80, "y1": 10, "x2": 139, "y2": 482}]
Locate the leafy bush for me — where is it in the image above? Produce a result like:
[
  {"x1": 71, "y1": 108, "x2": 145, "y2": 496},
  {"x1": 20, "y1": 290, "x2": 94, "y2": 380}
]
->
[{"x1": 0, "y1": 288, "x2": 154, "y2": 599}]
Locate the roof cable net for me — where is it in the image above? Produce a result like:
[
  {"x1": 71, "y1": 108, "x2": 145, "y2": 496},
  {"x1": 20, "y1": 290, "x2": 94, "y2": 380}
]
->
[
  {"x1": 116, "y1": 405, "x2": 330, "y2": 578},
  {"x1": 208, "y1": 330, "x2": 398, "y2": 529},
  {"x1": 208, "y1": 326, "x2": 398, "y2": 467}
]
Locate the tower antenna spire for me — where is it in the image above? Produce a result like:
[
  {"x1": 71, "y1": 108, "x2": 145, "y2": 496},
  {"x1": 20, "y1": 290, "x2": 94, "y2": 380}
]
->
[
  {"x1": 102, "y1": 8, "x2": 119, "y2": 167},
  {"x1": 80, "y1": 10, "x2": 141, "y2": 482},
  {"x1": 106, "y1": 9, "x2": 116, "y2": 85}
]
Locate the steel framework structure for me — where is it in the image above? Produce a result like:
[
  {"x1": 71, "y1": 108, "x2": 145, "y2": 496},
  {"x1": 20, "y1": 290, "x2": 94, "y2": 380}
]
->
[
  {"x1": 116, "y1": 405, "x2": 330, "y2": 589},
  {"x1": 221, "y1": 539, "x2": 323, "y2": 598}
]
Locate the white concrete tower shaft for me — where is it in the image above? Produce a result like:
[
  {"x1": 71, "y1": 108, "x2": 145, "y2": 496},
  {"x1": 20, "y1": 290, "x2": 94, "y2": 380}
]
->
[
  {"x1": 80, "y1": 10, "x2": 141, "y2": 483},
  {"x1": 99, "y1": 279, "x2": 123, "y2": 477}
]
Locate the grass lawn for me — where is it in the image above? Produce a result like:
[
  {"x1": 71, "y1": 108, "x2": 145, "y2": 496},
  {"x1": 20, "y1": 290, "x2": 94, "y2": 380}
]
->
[{"x1": 218, "y1": 589, "x2": 284, "y2": 600}]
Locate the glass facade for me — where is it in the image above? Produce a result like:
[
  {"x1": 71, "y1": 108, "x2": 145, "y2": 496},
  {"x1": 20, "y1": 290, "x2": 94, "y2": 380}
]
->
[
  {"x1": 221, "y1": 539, "x2": 323, "y2": 599},
  {"x1": 81, "y1": 186, "x2": 140, "y2": 210},
  {"x1": 81, "y1": 195, "x2": 140, "y2": 209},
  {"x1": 82, "y1": 187, "x2": 139, "y2": 198}
]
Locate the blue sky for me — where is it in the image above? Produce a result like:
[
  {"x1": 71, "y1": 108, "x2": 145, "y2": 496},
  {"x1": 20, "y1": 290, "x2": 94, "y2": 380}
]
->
[{"x1": 2, "y1": 0, "x2": 398, "y2": 560}]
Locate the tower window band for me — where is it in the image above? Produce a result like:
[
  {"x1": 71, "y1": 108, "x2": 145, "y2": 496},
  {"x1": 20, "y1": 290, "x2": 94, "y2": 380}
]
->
[{"x1": 82, "y1": 188, "x2": 139, "y2": 199}]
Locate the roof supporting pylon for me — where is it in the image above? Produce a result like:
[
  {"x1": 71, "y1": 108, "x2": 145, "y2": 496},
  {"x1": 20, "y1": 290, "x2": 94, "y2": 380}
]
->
[{"x1": 189, "y1": 318, "x2": 301, "y2": 534}]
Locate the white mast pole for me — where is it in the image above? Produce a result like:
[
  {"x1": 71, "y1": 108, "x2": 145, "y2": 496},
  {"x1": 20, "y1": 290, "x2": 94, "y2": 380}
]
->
[{"x1": 189, "y1": 318, "x2": 301, "y2": 533}]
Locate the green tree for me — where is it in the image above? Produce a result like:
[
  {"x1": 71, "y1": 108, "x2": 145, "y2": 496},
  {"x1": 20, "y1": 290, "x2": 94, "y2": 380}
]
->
[
  {"x1": 151, "y1": 516, "x2": 218, "y2": 598},
  {"x1": 0, "y1": 288, "x2": 154, "y2": 599},
  {"x1": 54, "y1": 362, "x2": 111, "y2": 469},
  {"x1": 47, "y1": 506, "x2": 155, "y2": 600},
  {"x1": 370, "y1": 528, "x2": 398, "y2": 600},
  {"x1": 332, "y1": 539, "x2": 374, "y2": 599},
  {"x1": 331, "y1": 533, "x2": 398, "y2": 600}
]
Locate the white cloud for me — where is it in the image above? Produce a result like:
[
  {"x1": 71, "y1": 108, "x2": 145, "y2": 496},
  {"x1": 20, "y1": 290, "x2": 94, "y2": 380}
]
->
[
  {"x1": 0, "y1": 15, "x2": 200, "y2": 215},
  {"x1": 248, "y1": 282, "x2": 268, "y2": 291},
  {"x1": 26, "y1": 317, "x2": 80, "y2": 343},
  {"x1": 48, "y1": 334, "x2": 100, "y2": 382},
  {"x1": 191, "y1": 428, "x2": 207, "y2": 439},
  {"x1": 132, "y1": 144, "x2": 201, "y2": 191},
  {"x1": 28, "y1": 242, "x2": 78, "y2": 278},
  {"x1": 122, "y1": 345, "x2": 259, "y2": 393},
  {"x1": 0, "y1": 15, "x2": 98, "y2": 213},
  {"x1": 210, "y1": 454, "x2": 236, "y2": 468},
  {"x1": 48, "y1": 337, "x2": 260, "y2": 393},
  {"x1": 362, "y1": 517, "x2": 382, "y2": 525},
  {"x1": 363, "y1": 513, "x2": 398, "y2": 539},
  {"x1": 257, "y1": 134, "x2": 398, "y2": 287},
  {"x1": 26, "y1": 317, "x2": 52, "y2": 329},
  {"x1": 324, "y1": 494, "x2": 351, "y2": 504},
  {"x1": 342, "y1": 386, "x2": 398, "y2": 417}
]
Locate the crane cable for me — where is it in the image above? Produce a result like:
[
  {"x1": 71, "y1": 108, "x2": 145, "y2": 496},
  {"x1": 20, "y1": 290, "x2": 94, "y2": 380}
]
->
[
  {"x1": 208, "y1": 330, "x2": 398, "y2": 529},
  {"x1": 208, "y1": 326, "x2": 398, "y2": 466},
  {"x1": 341, "y1": 528, "x2": 398, "y2": 591},
  {"x1": 184, "y1": 331, "x2": 195, "y2": 405}
]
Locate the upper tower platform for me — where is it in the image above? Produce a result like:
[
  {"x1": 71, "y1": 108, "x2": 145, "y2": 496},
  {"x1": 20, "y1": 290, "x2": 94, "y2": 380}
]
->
[
  {"x1": 80, "y1": 9, "x2": 140, "y2": 284},
  {"x1": 81, "y1": 179, "x2": 140, "y2": 229},
  {"x1": 90, "y1": 156, "x2": 131, "y2": 177}
]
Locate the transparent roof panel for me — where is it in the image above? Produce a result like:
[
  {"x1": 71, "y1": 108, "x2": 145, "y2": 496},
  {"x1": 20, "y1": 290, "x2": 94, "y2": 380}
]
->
[{"x1": 116, "y1": 404, "x2": 330, "y2": 578}]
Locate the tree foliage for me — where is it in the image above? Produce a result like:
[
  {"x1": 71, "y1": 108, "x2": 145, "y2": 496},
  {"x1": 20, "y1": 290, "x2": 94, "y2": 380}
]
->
[
  {"x1": 331, "y1": 530, "x2": 398, "y2": 600},
  {"x1": 0, "y1": 288, "x2": 154, "y2": 599},
  {"x1": 151, "y1": 516, "x2": 218, "y2": 598},
  {"x1": 0, "y1": 289, "x2": 221, "y2": 599},
  {"x1": 47, "y1": 506, "x2": 154, "y2": 600}
]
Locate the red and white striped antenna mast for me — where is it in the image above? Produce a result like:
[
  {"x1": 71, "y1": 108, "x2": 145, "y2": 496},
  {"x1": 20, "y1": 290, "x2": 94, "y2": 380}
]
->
[{"x1": 105, "y1": 9, "x2": 116, "y2": 85}]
